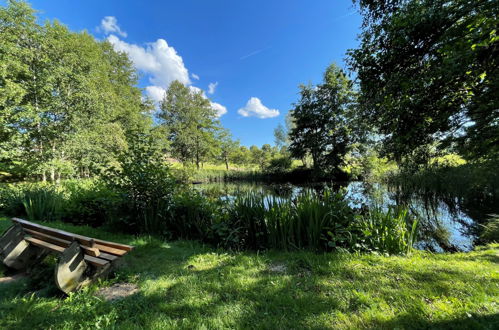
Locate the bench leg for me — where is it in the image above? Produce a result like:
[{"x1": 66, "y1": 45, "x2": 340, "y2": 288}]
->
[
  {"x1": 0, "y1": 224, "x2": 47, "y2": 270},
  {"x1": 55, "y1": 241, "x2": 89, "y2": 294}
]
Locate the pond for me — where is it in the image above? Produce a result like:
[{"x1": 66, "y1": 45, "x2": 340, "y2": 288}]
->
[{"x1": 195, "y1": 181, "x2": 482, "y2": 252}]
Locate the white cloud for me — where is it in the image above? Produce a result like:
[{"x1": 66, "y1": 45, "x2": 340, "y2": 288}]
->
[
  {"x1": 238, "y1": 97, "x2": 279, "y2": 119},
  {"x1": 211, "y1": 102, "x2": 227, "y2": 117},
  {"x1": 100, "y1": 16, "x2": 127, "y2": 37},
  {"x1": 104, "y1": 18, "x2": 228, "y2": 117},
  {"x1": 107, "y1": 35, "x2": 191, "y2": 88},
  {"x1": 145, "y1": 86, "x2": 166, "y2": 104},
  {"x1": 208, "y1": 82, "x2": 218, "y2": 95}
]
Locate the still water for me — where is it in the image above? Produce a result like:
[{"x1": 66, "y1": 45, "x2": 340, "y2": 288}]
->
[{"x1": 196, "y1": 181, "x2": 480, "y2": 252}]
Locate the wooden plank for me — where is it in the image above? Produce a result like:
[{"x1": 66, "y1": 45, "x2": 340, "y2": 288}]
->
[
  {"x1": 24, "y1": 228, "x2": 70, "y2": 247},
  {"x1": 94, "y1": 239, "x2": 134, "y2": 252},
  {"x1": 12, "y1": 218, "x2": 132, "y2": 253},
  {"x1": 25, "y1": 237, "x2": 65, "y2": 254},
  {"x1": 95, "y1": 252, "x2": 119, "y2": 262},
  {"x1": 24, "y1": 229, "x2": 100, "y2": 257},
  {"x1": 94, "y1": 244, "x2": 127, "y2": 256},
  {"x1": 25, "y1": 237, "x2": 108, "y2": 268},
  {"x1": 12, "y1": 218, "x2": 95, "y2": 247},
  {"x1": 84, "y1": 255, "x2": 109, "y2": 267}
]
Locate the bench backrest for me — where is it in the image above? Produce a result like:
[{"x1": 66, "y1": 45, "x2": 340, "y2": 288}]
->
[{"x1": 12, "y1": 218, "x2": 133, "y2": 267}]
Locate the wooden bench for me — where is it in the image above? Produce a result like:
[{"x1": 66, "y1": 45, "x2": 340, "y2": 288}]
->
[{"x1": 0, "y1": 218, "x2": 133, "y2": 293}]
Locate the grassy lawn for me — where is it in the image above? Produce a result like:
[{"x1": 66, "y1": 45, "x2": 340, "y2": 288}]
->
[{"x1": 0, "y1": 217, "x2": 498, "y2": 329}]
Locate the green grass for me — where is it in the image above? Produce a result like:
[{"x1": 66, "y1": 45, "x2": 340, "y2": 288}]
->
[{"x1": 0, "y1": 217, "x2": 498, "y2": 329}]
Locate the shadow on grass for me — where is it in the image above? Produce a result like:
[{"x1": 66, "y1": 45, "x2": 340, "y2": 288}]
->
[{"x1": 0, "y1": 235, "x2": 497, "y2": 329}]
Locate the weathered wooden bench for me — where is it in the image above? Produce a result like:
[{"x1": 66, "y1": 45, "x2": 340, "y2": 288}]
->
[{"x1": 0, "y1": 218, "x2": 133, "y2": 293}]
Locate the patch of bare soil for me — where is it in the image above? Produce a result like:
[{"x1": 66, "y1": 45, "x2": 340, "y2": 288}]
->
[
  {"x1": 268, "y1": 263, "x2": 287, "y2": 274},
  {"x1": 97, "y1": 283, "x2": 139, "y2": 301}
]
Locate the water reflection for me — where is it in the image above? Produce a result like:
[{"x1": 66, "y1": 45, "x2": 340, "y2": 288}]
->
[{"x1": 196, "y1": 181, "x2": 480, "y2": 252}]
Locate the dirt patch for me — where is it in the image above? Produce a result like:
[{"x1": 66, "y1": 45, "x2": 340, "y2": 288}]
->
[
  {"x1": 268, "y1": 263, "x2": 287, "y2": 274},
  {"x1": 0, "y1": 273, "x2": 26, "y2": 284},
  {"x1": 97, "y1": 283, "x2": 139, "y2": 301}
]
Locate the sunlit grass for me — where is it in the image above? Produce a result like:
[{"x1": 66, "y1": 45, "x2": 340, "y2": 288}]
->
[{"x1": 0, "y1": 217, "x2": 497, "y2": 329}]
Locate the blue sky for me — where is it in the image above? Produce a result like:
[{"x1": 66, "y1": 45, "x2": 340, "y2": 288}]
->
[{"x1": 15, "y1": 0, "x2": 362, "y2": 147}]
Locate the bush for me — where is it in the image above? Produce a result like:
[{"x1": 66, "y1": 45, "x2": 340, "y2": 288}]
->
[
  {"x1": 61, "y1": 180, "x2": 120, "y2": 227},
  {"x1": 265, "y1": 156, "x2": 292, "y2": 173},
  {"x1": 103, "y1": 133, "x2": 178, "y2": 235},
  {"x1": 168, "y1": 189, "x2": 220, "y2": 240}
]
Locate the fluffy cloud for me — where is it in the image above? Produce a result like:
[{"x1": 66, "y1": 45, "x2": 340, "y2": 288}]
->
[
  {"x1": 145, "y1": 86, "x2": 166, "y2": 104},
  {"x1": 208, "y1": 82, "x2": 218, "y2": 94},
  {"x1": 210, "y1": 102, "x2": 227, "y2": 117},
  {"x1": 104, "y1": 18, "x2": 227, "y2": 117},
  {"x1": 100, "y1": 16, "x2": 127, "y2": 37},
  {"x1": 108, "y1": 35, "x2": 190, "y2": 87},
  {"x1": 238, "y1": 97, "x2": 279, "y2": 119}
]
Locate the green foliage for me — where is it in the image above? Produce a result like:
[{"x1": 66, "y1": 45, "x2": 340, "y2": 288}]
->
[
  {"x1": 60, "y1": 180, "x2": 119, "y2": 227},
  {"x1": 158, "y1": 81, "x2": 221, "y2": 169},
  {"x1": 389, "y1": 160, "x2": 499, "y2": 225},
  {"x1": 0, "y1": 1, "x2": 151, "y2": 181},
  {"x1": 349, "y1": 0, "x2": 499, "y2": 163},
  {"x1": 168, "y1": 189, "x2": 220, "y2": 240},
  {"x1": 480, "y1": 214, "x2": 499, "y2": 244},
  {"x1": 21, "y1": 185, "x2": 63, "y2": 222},
  {"x1": 265, "y1": 156, "x2": 292, "y2": 174},
  {"x1": 103, "y1": 133, "x2": 177, "y2": 234},
  {"x1": 355, "y1": 207, "x2": 418, "y2": 254},
  {"x1": 288, "y1": 63, "x2": 357, "y2": 175}
]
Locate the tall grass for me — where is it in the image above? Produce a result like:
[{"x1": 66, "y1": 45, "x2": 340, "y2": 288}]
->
[
  {"x1": 21, "y1": 185, "x2": 63, "y2": 221},
  {"x1": 222, "y1": 189, "x2": 417, "y2": 254},
  {"x1": 356, "y1": 207, "x2": 418, "y2": 254}
]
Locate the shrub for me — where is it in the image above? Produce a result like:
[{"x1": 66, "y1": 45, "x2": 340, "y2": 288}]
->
[
  {"x1": 104, "y1": 133, "x2": 178, "y2": 235},
  {"x1": 169, "y1": 189, "x2": 219, "y2": 240},
  {"x1": 60, "y1": 180, "x2": 120, "y2": 227},
  {"x1": 265, "y1": 156, "x2": 292, "y2": 173}
]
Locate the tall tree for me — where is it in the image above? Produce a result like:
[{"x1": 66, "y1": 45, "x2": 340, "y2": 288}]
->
[
  {"x1": 158, "y1": 81, "x2": 220, "y2": 169},
  {"x1": 288, "y1": 64, "x2": 356, "y2": 174},
  {"x1": 348, "y1": 0, "x2": 499, "y2": 163},
  {"x1": 0, "y1": 1, "x2": 150, "y2": 180}
]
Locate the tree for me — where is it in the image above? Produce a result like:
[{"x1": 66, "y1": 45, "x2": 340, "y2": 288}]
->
[
  {"x1": 348, "y1": 0, "x2": 499, "y2": 163},
  {"x1": 158, "y1": 81, "x2": 220, "y2": 169},
  {"x1": 273, "y1": 123, "x2": 287, "y2": 149},
  {"x1": 0, "y1": 0, "x2": 150, "y2": 181},
  {"x1": 231, "y1": 146, "x2": 251, "y2": 166},
  {"x1": 217, "y1": 129, "x2": 239, "y2": 170},
  {"x1": 288, "y1": 64, "x2": 356, "y2": 174}
]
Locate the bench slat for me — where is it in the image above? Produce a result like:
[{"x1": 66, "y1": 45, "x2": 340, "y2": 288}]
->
[
  {"x1": 24, "y1": 229, "x2": 100, "y2": 257},
  {"x1": 25, "y1": 236, "x2": 65, "y2": 253},
  {"x1": 94, "y1": 244, "x2": 127, "y2": 256},
  {"x1": 98, "y1": 252, "x2": 119, "y2": 262},
  {"x1": 12, "y1": 218, "x2": 133, "y2": 253},
  {"x1": 94, "y1": 239, "x2": 134, "y2": 252},
  {"x1": 12, "y1": 218, "x2": 94, "y2": 247},
  {"x1": 25, "y1": 237, "x2": 109, "y2": 267}
]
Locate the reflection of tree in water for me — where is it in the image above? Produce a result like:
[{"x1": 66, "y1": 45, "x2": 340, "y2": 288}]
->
[{"x1": 389, "y1": 184, "x2": 487, "y2": 252}]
